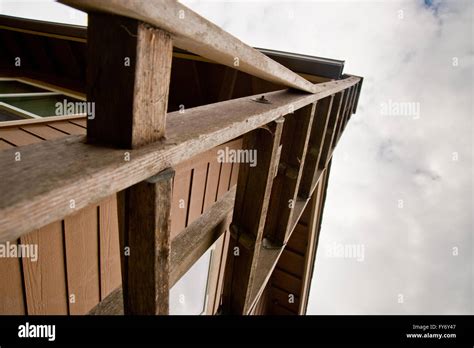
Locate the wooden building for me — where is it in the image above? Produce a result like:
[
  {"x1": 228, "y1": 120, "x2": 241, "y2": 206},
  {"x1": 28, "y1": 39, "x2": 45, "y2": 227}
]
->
[{"x1": 0, "y1": 0, "x2": 363, "y2": 315}]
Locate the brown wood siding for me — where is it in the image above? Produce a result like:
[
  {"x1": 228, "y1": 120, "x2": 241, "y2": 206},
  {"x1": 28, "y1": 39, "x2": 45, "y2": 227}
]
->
[{"x1": 0, "y1": 119, "x2": 242, "y2": 314}]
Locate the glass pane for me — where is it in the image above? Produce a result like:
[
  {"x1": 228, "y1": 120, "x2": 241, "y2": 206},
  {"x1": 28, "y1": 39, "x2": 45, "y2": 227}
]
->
[
  {"x1": 0, "y1": 81, "x2": 47, "y2": 94},
  {"x1": 0, "y1": 106, "x2": 25, "y2": 121},
  {"x1": 0, "y1": 95, "x2": 82, "y2": 117},
  {"x1": 170, "y1": 247, "x2": 213, "y2": 315}
]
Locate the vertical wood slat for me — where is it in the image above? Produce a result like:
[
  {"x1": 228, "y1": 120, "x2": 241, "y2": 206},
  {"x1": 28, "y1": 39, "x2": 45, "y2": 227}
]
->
[
  {"x1": 64, "y1": 206, "x2": 100, "y2": 315},
  {"x1": 334, "y1": 86, "x2": 352, "y2": 145},
  {"x1": 264, "y1": 103, "x2": 316, "y2": 245},
  {"x1": 170, "y1": 169, "x2": 192, "y2": 238},
  {"x1": 124, "y1": 168, "x2": 174, "y2": 315},
  {"x1": 319, "y1": 90, "x2": 345, "y2": 168},
  {"x1": 86, "y1": 13, "x2": 172, "y2": 148},
  {"x1": 0, "y1": 239, "x2": 26, "y2": 314},
  {"x1": 22, "y1": 222, "x2": 68, "y2": 315},
  {"x1": 98, "y1": 196, "x2": 122, "y2": 300},
  {"x1": 298, "y1": 95, "x2": 334, "y2": 198},
  {"x1": 222, "y1": 118, "x2": 284, "y2": 314}
]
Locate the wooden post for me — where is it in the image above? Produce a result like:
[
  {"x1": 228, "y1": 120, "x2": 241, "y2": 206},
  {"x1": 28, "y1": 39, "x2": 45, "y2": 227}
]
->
[
  {"x1": 122, "y1": 168, "x2": 174, "y2": 315},
  {"x1": 86, "y1": 13, "x2": 172, "y2": 148},
  {"x1": 264, "y1": 103, "x2": 316, "y2": 245},
  {"x1": 319, "y1": 91, "x2": 345, "y2": 168},
  {"x1": 298, "y1": 95, "x2": 334, "y2": 198},
  {"x1": 222, "y1": 118, "x2": 284, "y2": 314}
]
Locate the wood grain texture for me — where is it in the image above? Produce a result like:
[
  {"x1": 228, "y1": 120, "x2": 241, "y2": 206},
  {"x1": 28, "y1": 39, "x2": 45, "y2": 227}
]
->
[
  {"x1": 86, "y1": 13, "x2": 172, "y2": 148},
  {"x1": 98, "y1": 195, "x2": 122, "y2": 300},
  {"x1": 21, "y1": 222, "x2": 68, "y2": 315},
  {"x1": 222, "y1": 119, "x2": 284, "y2": 314},
  {"x1": 64, "y1": 205, "x2": 100, "y2": 315},
  {"x1": 319, "y1": 91, "x2": 344, "y2": 168},
  {"x1": 264, "y1": 103, "x2": 316, "y2": 245},
  {"x1": 0, "y1": 239, "x2": 26, "y2": 314},
  {"x1": 0, "y1": 77, "x2": 360, "y2": 242},
  {"x1": 60, "y1": 0, "x2": 319, "y2": 93},
  {"x1": 298, "y1": 95, "x2": 334, "y2": 198},
  {"x1": 124, "y1": 168, "x2": 174, "y2": 315}
]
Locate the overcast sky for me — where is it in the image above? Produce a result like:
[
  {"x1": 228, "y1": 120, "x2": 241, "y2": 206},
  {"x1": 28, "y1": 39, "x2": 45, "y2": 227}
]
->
[{"x1": 1, "y1": 0, "x2": 472, "y2": 314}]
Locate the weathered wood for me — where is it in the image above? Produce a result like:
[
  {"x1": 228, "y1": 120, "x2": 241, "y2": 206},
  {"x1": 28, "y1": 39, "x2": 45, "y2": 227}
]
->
[
  {"x1": 170, "y1": 187, "x2": 235, "y2": 285},
  {"x1": 0, "y1": 239, "x2": 26, "y2": 314},
  {"x1": 0, "y1": 77, "x2": 360, "y2": 242},
  {"x1": 298, "y1": 167, "x2": 328, "y2": 314},
  {"x1": 222, "y1": 118, "x2": 284, "y2": 314},
  {"x1": 124, "y1": 168, "x2": 174, "y2": 315},
  {"x1": 298, "y1": 95, "x2": 334, "y2": 198},
  {"x1": 86, "y1": 13, "x2": 172, "y2": 148},
  {"x1": 90, "y1": 187, "x2": 236, "y2": 315},
  {"x1": 61, "y1": 0, "x2": 319, "y2": 93},
  {"x1": 264, "y1": 103, "x2": 316, "y2": 245},
  {"x1": 319, "y1": 90, "x2": 345, "y2": 168}
]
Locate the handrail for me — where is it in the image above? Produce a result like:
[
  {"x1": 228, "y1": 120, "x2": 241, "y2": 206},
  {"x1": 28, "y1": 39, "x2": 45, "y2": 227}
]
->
[
  {"x1": 59, "y1": 0, "x2": 320, "y2": 93},
  {"x1": 0, "y1": 77, "x2": 359, "y2": 242}
]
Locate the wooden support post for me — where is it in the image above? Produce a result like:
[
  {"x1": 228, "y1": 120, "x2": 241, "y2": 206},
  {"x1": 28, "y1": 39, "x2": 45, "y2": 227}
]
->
[
  {"x1": 333, "y1": 86, "x2": 351, "y2": 147},
  {"x1": 298, "y1": 95, "x2": 334, "y2": 198},
  {"x1": 264, "y1": 103, "x2": 316, "y2": 245},
  {"x1": 86, "y1": 13, "x2": 172, "y2": 148},
  {"x1": 319, "y1": 91, "x2": 345, "y2": 168},
  {"x1": 222, "y1": 118, "x2": 284, "y2": 314},
  {"x1": 121, "y1": 168, "x2": 174, "y2": 315}
]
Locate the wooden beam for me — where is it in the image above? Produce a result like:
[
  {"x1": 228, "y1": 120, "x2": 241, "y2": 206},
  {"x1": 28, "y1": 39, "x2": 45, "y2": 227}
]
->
[
  {"x1": 264, "y1": 103, "x2": 316, "y2": 245},
  {"x1": 298, "y1": 95, "x2": 334, "y2": 198},
  {"x1": 123, "y1": 168, "x2": 174, "y2": 315},
  {"x1": 89, "y1": 186, "x2": 236, "y2": 315},
  {"x1": 60, "y1": 0, "x2": 319, "y2": 93},
  {"x1": 86, "y1": 13, "x2": 172, "y2": 148},
  {"x1": 170, "y1": 187, "x2": 235, "y2": 285},
  {"x1": 0, "y1": 77, "x2": 360, "y2": 242},
  {"x1": 222, "y1": 118, "x2": 284, "y2": 314}
]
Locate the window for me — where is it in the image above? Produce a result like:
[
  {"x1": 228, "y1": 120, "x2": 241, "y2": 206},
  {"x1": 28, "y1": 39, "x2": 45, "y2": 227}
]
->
[
  {"x1": 0, "y1": 78, "x2": 82, "y2": 121},
  {"x1": 169, "y1": 243, "x2": 218, "y2": 315}
]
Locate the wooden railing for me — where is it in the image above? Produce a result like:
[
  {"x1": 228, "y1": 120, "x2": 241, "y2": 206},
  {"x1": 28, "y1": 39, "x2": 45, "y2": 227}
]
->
[{"x1": 0, "y1": 0, "x2": 362, "y2": 315}]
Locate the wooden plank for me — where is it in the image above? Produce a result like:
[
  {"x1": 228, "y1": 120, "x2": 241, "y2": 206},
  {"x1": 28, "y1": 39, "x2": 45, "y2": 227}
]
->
[
  {"x1": 0, "y1": 114, "x2": 85, "y2": 128},
  {"x1": 0, "y1": 139, "x2": 14, "y2": 150},
  {"x1": 20, "y1": 124, "x2": 68, "y2": 140},
  {"x1": 203, "y1": 154, "x2": 221, "y2": 212},
  {"x1": 264, "y1": 103, "x2": 316, "y2": 245},
  {"x1": 64, "y1": 205, "x2": 100, "y2": 315},
  {"x1": 298, "y1": 95, "x2": 334, "y2": 198},
  {"x1": 271, "y1": 285, "x2": 299, "y2": 314},
  {"x1": 278, "y1": 249, "x2": 305, "y2": 278},
  {"x1": 222, "y1": 118, "x2": 284, "y2": 314},
  {"x1": 187, "y1": 161, "x2": 207, "y2": 224},
  {"x1": 299, "y1": 169, "x2": 327, "y2": 314},
  {"x1": 124, "y1": 168, "x2": 174, "y2": 315},
  {"x1": 0, "y1": 77, "x2": 360, "y2": 242},
  {"x1": 319, "y1": 90, "x2": 344, "y2": 168},
  {"x1": 334, "y1": 86, "x2": 352, "y2": 145},
  {"x1": 0, "y1": 239, "x2": 26, "y2": 314},
  {"x1": 86, "y1": 13, "x2": 172, "y2": 148},
  {"x1": 21, "y1": 222, "x2": 68, "y2": 314},
  {"x1": 98, "y1": 195, "x2": 122, "y2": 300},
  {"x1": 211, "y1": 230, "x2": 230, "y2": 314},
  {"x1": 48, "y1": 121, "x2": 86, "y2": 135},
  {"x1": 0, "y1": 128, "x2": 42, "y2": 146},
  {"x1": 216, "y1": 162, "x2": 232, "y2": 199},
  {"x1": 272, "y1": 268, "x2": 302, "y2": 296},
  {"x1": 170, "y1": 187, "x2": 234, "y2": 286},
  {"x1": 60, "y1": 0, "x2": 319, "y2": 94},
  {"x1": 170, "y1": 169, "x2": 192, "y2": 238},
  {"x1": 286, "y1": 223, "x2": 308, "y2": 254}
]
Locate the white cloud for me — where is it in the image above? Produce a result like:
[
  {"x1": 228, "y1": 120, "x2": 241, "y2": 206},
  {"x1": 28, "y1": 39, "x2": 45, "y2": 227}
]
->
[{"x1": 182, "y1": 0, "x2": 473, "y2": 314}]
